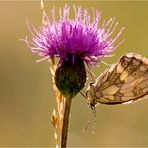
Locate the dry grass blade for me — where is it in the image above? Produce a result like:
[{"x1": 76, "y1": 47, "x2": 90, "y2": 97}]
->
[
  {"x1": 52, "y1": 109, "x2": 59, "y2": 148},
  {"x1": 41, "y1": 1, "x2": 64, "y2": 147}
]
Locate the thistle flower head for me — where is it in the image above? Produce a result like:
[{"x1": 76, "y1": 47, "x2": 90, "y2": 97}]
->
[
  {"x1": 26, "y1": 4, "x2": 124, "y2": 66},
  {"x1": 25, "y1": 4, "x2": 124, "y2": 98}
]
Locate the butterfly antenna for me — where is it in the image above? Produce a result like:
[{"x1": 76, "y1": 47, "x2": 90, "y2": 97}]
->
[
  {"x1": 92, "y1": 107, "x2": 96, "y2": 134},
  {"x1": 82, "y1": 107, "x2": 96, "y2": 132},
  {"x1": 80, "y1": 91, "x2": 87, "y2": 99}
]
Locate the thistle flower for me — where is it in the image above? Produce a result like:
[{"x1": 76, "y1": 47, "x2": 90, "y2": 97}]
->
[
  {"x1": 24, "y1": 3, "x2": 125, "y2": 147},
  {"x1": 25, "y1": 4, "x2": 124, "y2": 99}
]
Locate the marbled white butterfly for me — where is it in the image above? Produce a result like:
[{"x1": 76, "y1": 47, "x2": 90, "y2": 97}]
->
[{"x1": 86, "y1": 53, "x2": 148, "y2": 110}]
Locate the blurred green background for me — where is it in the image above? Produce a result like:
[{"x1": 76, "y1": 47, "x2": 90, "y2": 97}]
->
[{"x1": 0, "y1": 1, "x2": 148, "y2": 147}]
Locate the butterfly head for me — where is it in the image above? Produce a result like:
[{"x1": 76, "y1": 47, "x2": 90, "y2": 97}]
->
[{"x1": 86, "y1": 81, "x2": 96, "y2": 110}]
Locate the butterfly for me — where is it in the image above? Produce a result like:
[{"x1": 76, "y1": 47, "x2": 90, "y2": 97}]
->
[{"x1": 86, "y1": 53, "x2": 148, "y2": 110}]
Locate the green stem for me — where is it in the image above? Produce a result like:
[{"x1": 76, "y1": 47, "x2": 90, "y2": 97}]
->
[{"x1": 61, "y1": 98, "x2": 72, "y2": 148}]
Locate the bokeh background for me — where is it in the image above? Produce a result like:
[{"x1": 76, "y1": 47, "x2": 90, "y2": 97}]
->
[{"x1": 0, "y1": 1, "x2": 148, "y2": 147}]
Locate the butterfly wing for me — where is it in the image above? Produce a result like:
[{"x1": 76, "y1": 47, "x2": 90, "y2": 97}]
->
[{"x1": 94, "y1": 53, "x2": 148, "y2": 105}]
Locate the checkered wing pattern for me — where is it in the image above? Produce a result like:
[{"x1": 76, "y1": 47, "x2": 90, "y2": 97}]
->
[{"x1": 93, "y1": 53, "x2": 148, "y2": 105}]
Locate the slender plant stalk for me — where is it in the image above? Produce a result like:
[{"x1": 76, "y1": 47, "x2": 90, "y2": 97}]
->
[
  {"x1": 41, "y1": 1, "x2": 63, "y2": 147},
  {"x1": 61, "y1": 98, "x2": 72, "y2": 148},
  {"x1": 41, "y1": 1, "x2": 80, "y2": 147}
]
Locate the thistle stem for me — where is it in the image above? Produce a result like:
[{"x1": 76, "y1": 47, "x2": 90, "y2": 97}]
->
[{"x1": 61, "y1": 98, "x2": 72, "y2": 148}]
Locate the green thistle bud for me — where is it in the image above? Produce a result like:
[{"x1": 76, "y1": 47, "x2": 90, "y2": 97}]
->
[{"x1": 55, "y1": 55, "x2": 86, "y2": 99}]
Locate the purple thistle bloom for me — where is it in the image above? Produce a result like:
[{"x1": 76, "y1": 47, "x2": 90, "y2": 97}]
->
[
  {"x1": 25, "y1": 4, "x2": 124, "y2": 66},
  {"x1": 24, "y1": 4, "x2": 125, "y2": 98}
]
